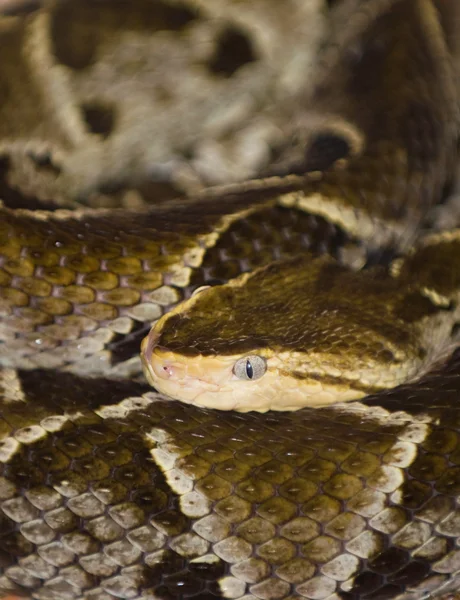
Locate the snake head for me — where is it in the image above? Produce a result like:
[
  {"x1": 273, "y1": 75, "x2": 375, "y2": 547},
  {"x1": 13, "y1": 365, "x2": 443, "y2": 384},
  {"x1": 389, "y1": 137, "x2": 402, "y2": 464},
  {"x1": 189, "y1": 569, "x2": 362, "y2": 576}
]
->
[
  {"x1": 140, "y1": 307, "x2": 281, "y2": 411},
  {"x1": 139, "y1": 254, "x2": 425, "y2": 412}
]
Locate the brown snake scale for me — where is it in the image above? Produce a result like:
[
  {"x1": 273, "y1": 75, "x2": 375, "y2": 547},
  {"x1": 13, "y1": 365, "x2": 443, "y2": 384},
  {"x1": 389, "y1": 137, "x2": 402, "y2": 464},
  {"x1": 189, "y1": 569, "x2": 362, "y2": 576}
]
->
[{"x1": 2, "y1": 1, "x2": 460, "y2": 599}]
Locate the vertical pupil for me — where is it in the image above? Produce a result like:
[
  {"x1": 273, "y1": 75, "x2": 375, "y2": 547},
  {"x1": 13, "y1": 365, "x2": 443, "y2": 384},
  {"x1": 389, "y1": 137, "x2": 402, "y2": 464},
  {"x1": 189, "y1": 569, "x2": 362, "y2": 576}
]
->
[{"x1": 246, "y1": 359, "x2": 253, "y2": 379}]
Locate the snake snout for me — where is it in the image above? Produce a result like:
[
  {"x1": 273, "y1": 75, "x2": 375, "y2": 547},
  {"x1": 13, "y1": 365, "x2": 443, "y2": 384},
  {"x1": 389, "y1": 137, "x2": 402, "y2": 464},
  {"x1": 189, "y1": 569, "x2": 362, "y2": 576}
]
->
[
  {"x1": 141, "y1": 328, "x2": 186, "y2": 386},
  {"x1": 141, "y1": 329, "x2": 169, "y2": 383}
]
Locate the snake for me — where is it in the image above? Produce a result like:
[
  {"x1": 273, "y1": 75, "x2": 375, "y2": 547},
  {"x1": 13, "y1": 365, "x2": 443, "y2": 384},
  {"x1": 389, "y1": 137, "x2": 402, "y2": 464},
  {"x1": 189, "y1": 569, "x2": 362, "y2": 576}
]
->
[{"x1": 2, "y1": 0, "x2": 460, "y2": 599}]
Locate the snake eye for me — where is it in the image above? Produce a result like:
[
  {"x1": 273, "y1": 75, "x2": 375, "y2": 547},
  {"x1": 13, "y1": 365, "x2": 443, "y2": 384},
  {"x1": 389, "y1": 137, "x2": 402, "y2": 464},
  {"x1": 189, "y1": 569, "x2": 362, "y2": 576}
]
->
[{"x1": 233, "y1": 355, "x2": 267, "y2": 381}]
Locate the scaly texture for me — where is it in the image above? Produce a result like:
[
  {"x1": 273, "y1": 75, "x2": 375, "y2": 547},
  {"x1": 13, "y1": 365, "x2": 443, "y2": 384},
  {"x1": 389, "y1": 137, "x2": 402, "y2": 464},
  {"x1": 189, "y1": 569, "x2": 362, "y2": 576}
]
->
[
  {"x1": 142, "y1": 233, "x2": 460, "y2": 411},
  {"x1": 1, "y1": 1, "x2": 460, "y2": 599}
]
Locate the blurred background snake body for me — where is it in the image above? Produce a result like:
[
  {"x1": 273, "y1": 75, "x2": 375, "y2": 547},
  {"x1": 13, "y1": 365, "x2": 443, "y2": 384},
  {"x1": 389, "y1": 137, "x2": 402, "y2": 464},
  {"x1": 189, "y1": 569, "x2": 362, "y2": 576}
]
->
[{"x1": 2, "y1": 0, "x2": 460, "y2": 599}]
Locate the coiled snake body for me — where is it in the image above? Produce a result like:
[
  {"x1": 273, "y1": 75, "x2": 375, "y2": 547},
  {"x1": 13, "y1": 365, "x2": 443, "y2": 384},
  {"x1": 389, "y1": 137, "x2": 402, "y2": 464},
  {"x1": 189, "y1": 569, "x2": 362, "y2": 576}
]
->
[{"x1": 2, "y1": 1, "x2": 460, "y2": 599}]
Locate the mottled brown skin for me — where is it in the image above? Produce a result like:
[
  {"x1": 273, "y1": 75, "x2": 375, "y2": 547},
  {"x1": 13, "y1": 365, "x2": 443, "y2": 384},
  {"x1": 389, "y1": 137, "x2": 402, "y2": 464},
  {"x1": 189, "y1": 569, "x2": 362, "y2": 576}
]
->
[
  {"x1": 2, "y1": 0, "x2": 460, "y2": 599},
  {"x1": 158, "y1": 228, "x2": 460, "y2": 361},
  {"x1": 156, "y1": 256, "x2": 426, "y2": 359},
  {"x1": 1, "y1": 0, "x2": 458, "y2": 380},
  {"x1": 0, "y1": 197, "x2": 353, "y2": 375},
  {"x1": 3, "y1": 362, "x2": 460, "y2": 599}
]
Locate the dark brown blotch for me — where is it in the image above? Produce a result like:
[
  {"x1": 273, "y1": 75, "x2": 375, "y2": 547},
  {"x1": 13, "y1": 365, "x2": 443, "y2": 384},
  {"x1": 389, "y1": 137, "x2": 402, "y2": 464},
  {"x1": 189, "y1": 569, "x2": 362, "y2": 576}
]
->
[
  {"x1": 207, "y1": 26, "x2": 257, "y2": 77},
  {"x1": 81, "y1": 102, "x2": 116, "y2": 138}
]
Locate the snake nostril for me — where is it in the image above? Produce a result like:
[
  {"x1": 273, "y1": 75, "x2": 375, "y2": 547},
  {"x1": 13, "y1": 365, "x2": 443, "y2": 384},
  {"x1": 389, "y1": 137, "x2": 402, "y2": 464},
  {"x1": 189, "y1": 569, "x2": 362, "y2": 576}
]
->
[
  {"x1": 162, "y1": 365, "x2": 176, "y2": 379},
  {"x1": 150, "y1": 358, "x2": 174, "y2": 380}
]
